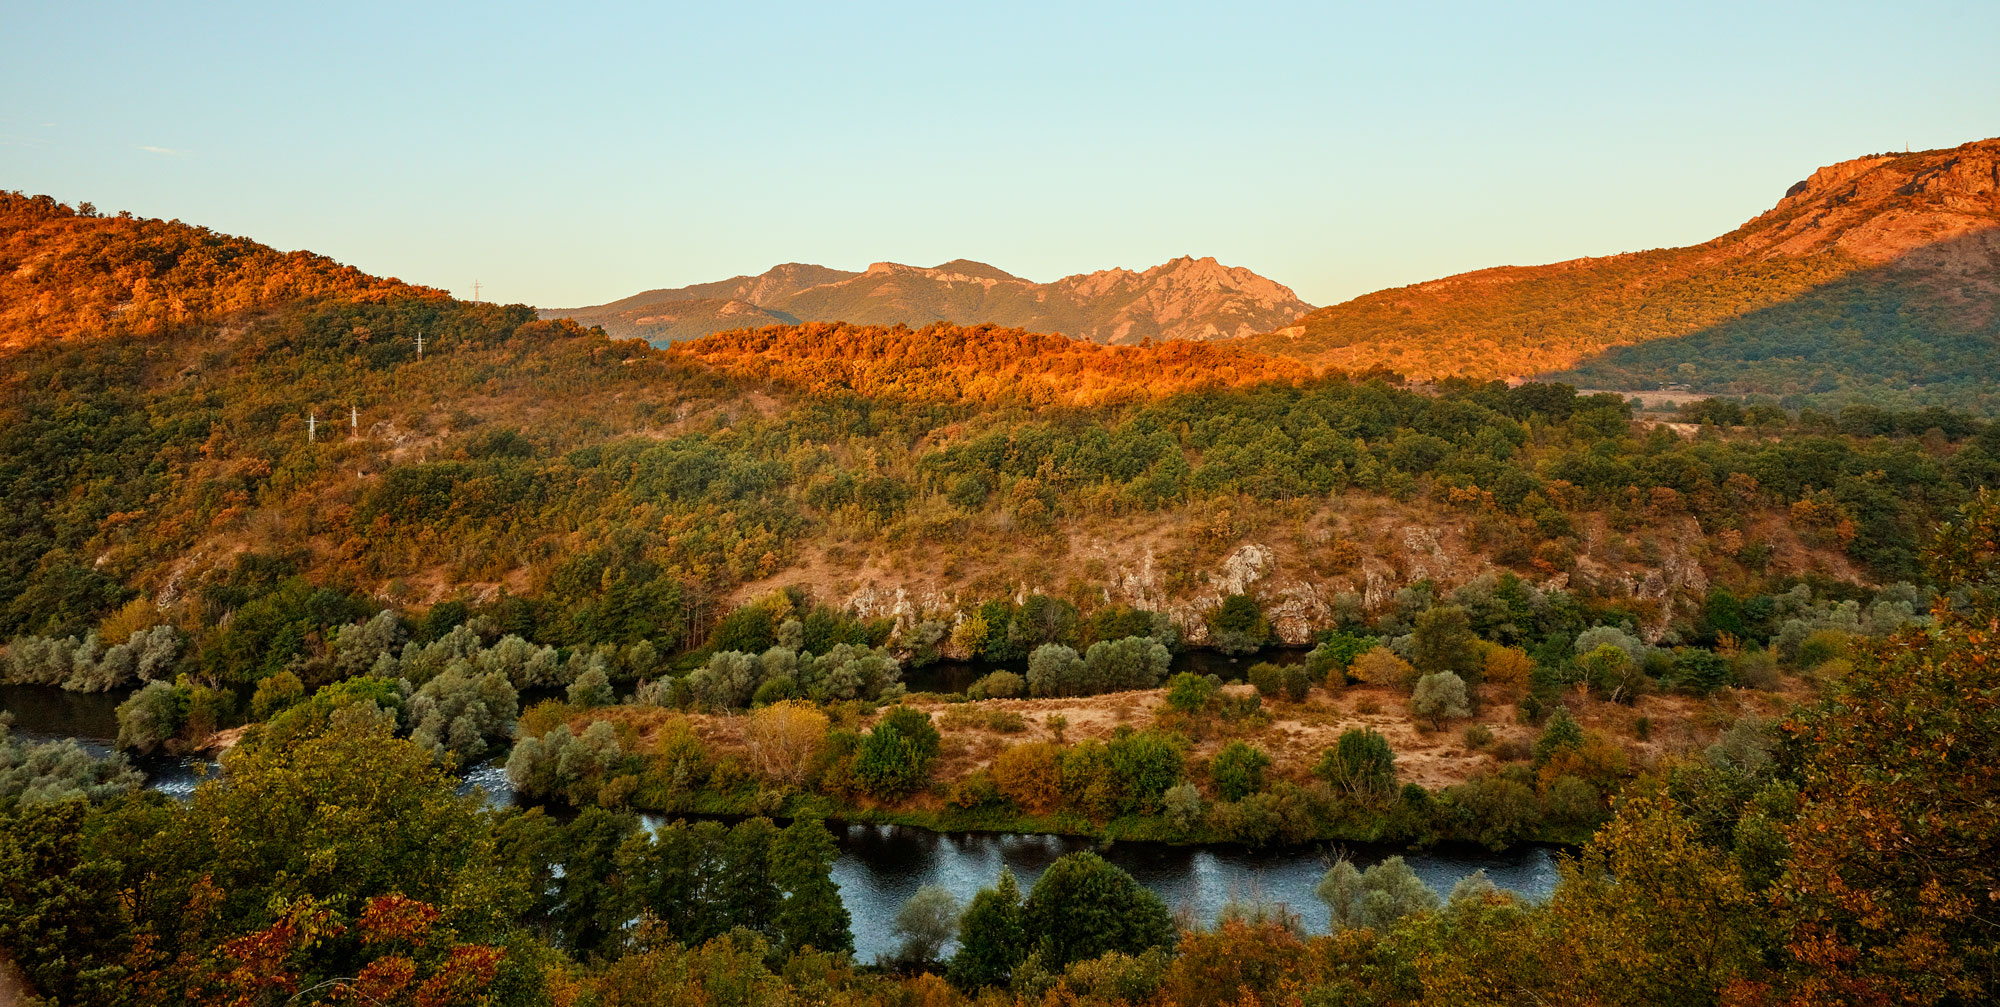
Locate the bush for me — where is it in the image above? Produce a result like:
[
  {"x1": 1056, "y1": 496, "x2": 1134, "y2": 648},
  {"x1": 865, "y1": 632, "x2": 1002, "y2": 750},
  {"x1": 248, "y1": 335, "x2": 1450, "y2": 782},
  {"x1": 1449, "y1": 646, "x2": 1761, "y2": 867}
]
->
[
  {"x1": 250, "y1": 670, "x2": 304, "y2": 720},
  {"x1": 1351, "y1": 648, "x2": 1414, "y2": 687},
  {"x1": 1163, "y1": 783, "x2": 1203, "y2": 836},
  {"x1": 992, "y1": 742, "x2": 1065, "y2": 814},
  {"x1": 115, "y1": 680, "x2": 186, "y2": 753},
  {"x1": 1209, "y1": 741, "x2": 1270, "y2": 801},
  {"x1": 1671, "y1": 649, "x2": 1733, "y2": 695},
  {"x1": 1281, "y1": 664, "x2": 1312, "y2": 702},
  {"x1": 967, "y1": 670, "x2": 1024, "y2": 700},
  {"x1": 1463, "y1": 723, "x2": 1494, "y2": 749},
  {"x1": 567, "y1": 664, "x2": 614, "y2": 707},
  {"x1": 854, "y1": 706, "x2": 941, "y2": 800},
  {"x1": 1207, "y1": 595, "x2": 1271, "y2": 655},
  {"x1": 745, "y1": 700, "x2": 828, "y2": 787},
  {"x1": 1165, "y1": 672, "x2": 1215, "y2": 713},
  {"x1": 1316, "y1": 728, "x2": 1396, "y2": 798},
  {"x1": 1022, "y1": 853, "x2": 1176, "y2": 968},
  {"x1": 1732, "y1": 646, "x2": 1781, "y2": 690},
  {"x1": 1315, "y1": 856, "x2": 1439, "y2": 930},
  {"x1": 1246, "y1": 663, "x2": 1283, "y2": 699},
  {"x1": 1026, "y1": 644, "x2": 1085, "y2": 698},
  {"x1": 1411, "y1": 671, "x2": 1471, "y2": 729}
]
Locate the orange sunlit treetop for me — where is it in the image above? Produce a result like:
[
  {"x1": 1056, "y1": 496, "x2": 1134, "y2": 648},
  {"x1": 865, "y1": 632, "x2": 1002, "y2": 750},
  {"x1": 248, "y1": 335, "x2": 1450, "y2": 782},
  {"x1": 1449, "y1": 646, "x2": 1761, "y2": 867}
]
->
[{"x1": 674, "y1": 321, "x2": 1318, "y2": 406}]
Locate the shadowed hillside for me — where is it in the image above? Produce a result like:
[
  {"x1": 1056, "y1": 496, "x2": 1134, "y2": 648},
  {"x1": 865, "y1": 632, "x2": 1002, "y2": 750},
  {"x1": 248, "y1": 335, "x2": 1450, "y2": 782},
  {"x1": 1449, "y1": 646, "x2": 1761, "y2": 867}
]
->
[{"x1": 1241, "y1": 139, "x2": 2000, "y2": 402}]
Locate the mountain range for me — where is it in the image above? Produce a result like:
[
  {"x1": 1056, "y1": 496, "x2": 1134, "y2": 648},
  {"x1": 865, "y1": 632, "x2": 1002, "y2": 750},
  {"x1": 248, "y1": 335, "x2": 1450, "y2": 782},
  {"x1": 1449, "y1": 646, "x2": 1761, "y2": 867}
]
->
[{"x1": 543, "y1": 255, "x2": 1314, "y2": 346}]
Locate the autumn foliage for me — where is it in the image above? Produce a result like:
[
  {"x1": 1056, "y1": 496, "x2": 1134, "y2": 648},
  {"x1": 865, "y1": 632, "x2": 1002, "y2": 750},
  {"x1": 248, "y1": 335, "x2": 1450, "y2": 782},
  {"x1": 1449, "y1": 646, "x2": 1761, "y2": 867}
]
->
[
  {"x1": 675, "y1": 320, "x2": 1315, "y2": 405},
  {"x1": 0, "y1": 191, "x2": 441, "y2": 349}
]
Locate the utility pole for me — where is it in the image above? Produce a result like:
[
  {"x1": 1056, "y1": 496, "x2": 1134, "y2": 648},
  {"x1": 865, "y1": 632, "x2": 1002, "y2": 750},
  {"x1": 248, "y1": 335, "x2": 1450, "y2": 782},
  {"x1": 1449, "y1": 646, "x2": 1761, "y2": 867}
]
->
[
  {"x1": 472, "y1": 279, "x2": 480, "y2": 303},
  {"x1": 307, "y1": 410, "x2": 317, "y2": 443}
]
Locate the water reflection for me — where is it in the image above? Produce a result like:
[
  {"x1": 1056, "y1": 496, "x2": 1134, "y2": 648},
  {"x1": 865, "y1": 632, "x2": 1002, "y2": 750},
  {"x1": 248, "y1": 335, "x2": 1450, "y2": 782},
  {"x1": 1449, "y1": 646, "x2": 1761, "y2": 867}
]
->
[{"x1": 826, "y1": 823, "x2": 1559, "y2": 961}]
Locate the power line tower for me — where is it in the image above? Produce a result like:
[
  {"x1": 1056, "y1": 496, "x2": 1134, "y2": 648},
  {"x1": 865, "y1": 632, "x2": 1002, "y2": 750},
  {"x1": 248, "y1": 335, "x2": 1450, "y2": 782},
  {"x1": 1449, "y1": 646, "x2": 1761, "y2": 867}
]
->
[
  {"x1": 472, "y1": 279, "x2": 481, "y2": 303},
  {"x1": 306, "y1": 410, "x2": 317, "y2": 443},
  {"x1": 415, "y1": 331, "x2": 425, "y2": 361},
  {"x1": 349, "y1": 405, "x2": 359, "y2": 438}
]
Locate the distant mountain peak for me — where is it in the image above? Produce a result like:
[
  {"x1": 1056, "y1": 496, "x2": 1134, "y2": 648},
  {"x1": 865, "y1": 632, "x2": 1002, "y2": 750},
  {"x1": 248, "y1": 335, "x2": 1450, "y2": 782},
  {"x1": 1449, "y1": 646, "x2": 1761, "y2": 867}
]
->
[{"x1": 548, "y1": 256, "x2": 1312, "y2": 346}]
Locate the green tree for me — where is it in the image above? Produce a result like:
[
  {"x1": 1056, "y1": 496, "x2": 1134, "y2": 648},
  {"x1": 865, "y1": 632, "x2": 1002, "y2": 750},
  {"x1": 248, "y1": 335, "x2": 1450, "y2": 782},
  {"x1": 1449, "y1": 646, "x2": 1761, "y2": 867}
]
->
[
  {"x1": 1317, "y1": 728, "x2": 1398, "y2": 798},
  {"x1": 1210, "y1": 741, "x2": 1270, "y2": 801},
  {"x1": 1410, "y1": 605, "x2": 1482, "y2": 679},
  {"x1": 1315, "y1": 855, "x2": 1440, "y2": 931},
  {"x1": 855, "y1": 706, "x2": 941, "y2": 800},
  {"x1": 1411, "y1": 671, "x2": 1472, "y2": 729},
  {"x1": 950, "y1": 867, "x2": 1027, "y2": 990},
  {"x1": 772, "y1": 815, "x2": 852, "y2": 955},
  {"x1": 891, "y1": 883, "x2": 960, "y2": 964},
  {"x1": 1022, "y1": 852, "x2": 1176, "y2": 968}
]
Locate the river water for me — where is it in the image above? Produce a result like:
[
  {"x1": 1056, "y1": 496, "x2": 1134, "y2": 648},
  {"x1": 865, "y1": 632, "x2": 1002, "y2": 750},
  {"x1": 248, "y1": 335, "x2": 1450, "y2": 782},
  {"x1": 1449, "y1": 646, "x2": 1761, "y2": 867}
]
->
[{"x1": 3, "y1": 681, "x2": 1562, "y2": 961}]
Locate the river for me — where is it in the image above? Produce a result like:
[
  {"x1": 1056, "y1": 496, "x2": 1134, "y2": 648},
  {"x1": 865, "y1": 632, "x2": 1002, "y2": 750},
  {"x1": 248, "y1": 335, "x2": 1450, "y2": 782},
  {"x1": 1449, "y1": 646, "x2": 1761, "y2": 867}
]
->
[{"x1": 3, "y1": 681, "x2": 1561, "y2": 961}]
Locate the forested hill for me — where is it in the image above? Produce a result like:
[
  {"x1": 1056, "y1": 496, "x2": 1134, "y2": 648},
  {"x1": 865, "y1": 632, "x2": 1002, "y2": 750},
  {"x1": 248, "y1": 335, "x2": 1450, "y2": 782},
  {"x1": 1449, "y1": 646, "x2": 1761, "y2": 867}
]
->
[
  {"x1": 547, "y1": 255, "x2": 1313, "y2": 346},
  {"x1": 0, "y1": 191, "x2": 439, "y2": 349},
  {"x1": 1241, "y1": 138, "x2": 2000, "y2": 411}
]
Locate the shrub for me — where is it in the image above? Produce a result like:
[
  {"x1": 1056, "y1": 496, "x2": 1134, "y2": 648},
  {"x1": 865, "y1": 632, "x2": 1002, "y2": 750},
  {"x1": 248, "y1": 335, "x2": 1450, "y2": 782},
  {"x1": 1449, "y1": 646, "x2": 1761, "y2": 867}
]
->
[
  {"x1": 567, "y1": 664, "x2": 614, "y2": 707},
  {"x1": 1026, "y1": 644, "x2": 1085, "y2": 697},
  {"x1": 1107, "y1": 730, "x2": 1186, "y2": 814},
  {"x1": 1209, "y1": 741, "x2": 1270, "y2": 801},
  {"x1": 854, "y1": 706, "x2": 941, "y2": 800},
  {"x1": 114, "y1": 680, "x2": 186, "y2": 753},
  {"x1": 1281, "y1": 664, "x2": 1312, "y2": 703},
  {"x1": 1482, "y1": 646, "x2": 1533, "y2": 692},
  {"x1": 1165, "y1": 672, "x2": 1215, "y2": 713},
  {"x1": 1246, "y1": 662, "x2": 1284, "y2": 699},
  {"x1": 1316, "y1": 728, "x2": 1396, "y2": 798},
  {"x1": 992, "y1": 742, "x2": 1065, "y2": 814},
  {"x1": 1163, "y1": 783, "x2": 1203, "y2": 836},
  {"x1": 1307, "y1": 630, "x2": 1376, "y2": 680},
  {"x1": 967, "y1": 670, "x2": 1024, "y2": 700},
  {"x1": 1208, "y1": 595, "x2": 1272, "y2": 656},
  {"x1": 1732, "y1": 646, "x2": 1781, "y2": 690},
  {"x1": 1411, "y1": 671, "x2": 1472, "y2": 729},
  {"x1": 1463, "y1": 723, "x2": 1495, "y2": 749},
  {"x1": 1671, "y1": 649, "x2": 1733, "y2": 695},
  {"x1": 745, "y1": 700, "x2": 828, "y2": 787},
  {"x1": 1315, "y1": 856, "x2": 1439, "y2": 930},
  {"x1": 250, "y1": 670, "x2": 305, "y2": 720},
  {"x1": 1351, "y1": 648, "x2": 1415, "y2": 687}
]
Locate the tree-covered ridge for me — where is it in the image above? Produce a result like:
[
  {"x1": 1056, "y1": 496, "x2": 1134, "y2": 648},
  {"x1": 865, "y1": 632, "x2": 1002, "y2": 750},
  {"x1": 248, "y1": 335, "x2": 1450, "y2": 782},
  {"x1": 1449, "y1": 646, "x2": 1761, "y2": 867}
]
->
[
  {"x1": 674, "y1": 320, "x2": 1314, "y2": 404},
  {"x1": 0, "y1": 191, "x2": 439, "y2": 349},
  {"x1": 1240, "y1": 139, "x2": 2000, "y2": 408}
]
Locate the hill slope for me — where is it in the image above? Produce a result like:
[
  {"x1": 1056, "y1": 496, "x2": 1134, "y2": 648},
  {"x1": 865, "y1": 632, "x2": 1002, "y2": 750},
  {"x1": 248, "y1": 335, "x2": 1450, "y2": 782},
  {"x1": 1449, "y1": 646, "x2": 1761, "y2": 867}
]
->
[
  {"x1": 1241, "y1": 139, "x2": 2000, "y2": 409},
  {"x1": 546, "y1": 255, "x2": 1313, "y2": 346},
  {"x1": 0, "y1": 191, "x2": 436, "y2": 349}
]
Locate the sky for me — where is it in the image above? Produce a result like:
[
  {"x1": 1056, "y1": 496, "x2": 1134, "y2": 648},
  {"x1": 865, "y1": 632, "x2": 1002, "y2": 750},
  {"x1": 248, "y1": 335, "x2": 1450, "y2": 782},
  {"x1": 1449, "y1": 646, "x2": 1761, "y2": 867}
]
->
[{"x1": 3, "y1": 1, "x2": 1996, "y2": 309}]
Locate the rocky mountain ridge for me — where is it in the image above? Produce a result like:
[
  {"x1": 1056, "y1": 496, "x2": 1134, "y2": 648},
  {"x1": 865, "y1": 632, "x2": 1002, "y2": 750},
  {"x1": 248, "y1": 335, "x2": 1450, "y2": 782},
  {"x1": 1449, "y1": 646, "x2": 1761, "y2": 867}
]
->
[{"x1": 545, "y1": 254, "x2": 1313, "y2": 346}]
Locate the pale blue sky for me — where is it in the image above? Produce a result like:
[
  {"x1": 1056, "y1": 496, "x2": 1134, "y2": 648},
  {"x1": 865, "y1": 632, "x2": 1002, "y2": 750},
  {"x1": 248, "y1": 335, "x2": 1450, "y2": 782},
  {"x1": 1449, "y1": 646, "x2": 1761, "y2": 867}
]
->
[{"x1": 3, "y1": 1, "x2": 1995, "y2": 308}]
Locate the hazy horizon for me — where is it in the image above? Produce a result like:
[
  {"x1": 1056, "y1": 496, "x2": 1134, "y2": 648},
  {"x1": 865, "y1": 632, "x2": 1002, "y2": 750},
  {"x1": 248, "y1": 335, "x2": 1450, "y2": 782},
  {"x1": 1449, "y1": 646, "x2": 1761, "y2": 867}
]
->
[{"x1": 4, "y1": 0, "x2": 1996, "y2": 310}]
